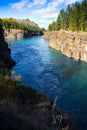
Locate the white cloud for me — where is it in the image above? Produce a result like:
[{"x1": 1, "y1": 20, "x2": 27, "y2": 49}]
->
[
  {"x1": 52, "y1": 0, "x2": 64, "y2": 5},
  {"x1": 10, "y1": 0, "x2": 28, "y2": 11},
  {"x1": 32, "y1": 1, "x2": 59, "y2": 21},
  {"x1": 10, "y1": 0, "x2": 47, "y2": 11},
  {"x1": 53, "y1": 0, "x2": 82, "y2": 6},
  {"x1": 28, "y1": 0, "x2": 47, "y2": 8},
  {"x1": 33, "y1": 2, "x2": 58, "y2": 15},
  {"x1": 65, "y1": 0, "x2": 80, "y2": 5},
  {"x1": 44, "y1": 13, "x2": 58, "y2": 19}
]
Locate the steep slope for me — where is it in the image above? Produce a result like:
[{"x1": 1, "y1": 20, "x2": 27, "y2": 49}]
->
[{"x1": 0, "y1": 23, "x2": 16, "y2": 68}]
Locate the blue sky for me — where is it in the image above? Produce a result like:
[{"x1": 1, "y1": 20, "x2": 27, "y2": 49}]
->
[{"x1": 0, "y1": 0, "x2": 82, "y2": 28}]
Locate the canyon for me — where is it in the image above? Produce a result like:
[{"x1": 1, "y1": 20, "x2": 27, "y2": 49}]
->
[{"x1": 44, "y1": 31, "x2": 87, "y2": 62}]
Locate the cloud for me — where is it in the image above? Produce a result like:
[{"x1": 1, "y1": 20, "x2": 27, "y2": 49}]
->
[
  {"x1": 52, "y1": 0, "x2": 64, "y2": 5},
  {"x1": 32, "y1": 1, "x2": 59, "y2": 21},
  {"x1": 53, "y1": 0, "x2": 82, "y2": 6},
  {"x1": 28, "y1": 0, "x2": 47, "y2": 8},
  {"x1": 65, "y1": 0, "x2": 80, "y2": 5},
  {"x1": 10, "y1": 0, "x2": 47, "y2": 11},
  {"x1": 44, "y1": 13, "x2": 58, "y2": 19},
  {"x1": 10, "y1": 0, "x2": 28, "y2": 11},
  {"x1": 33, "y1": 2, "x2": 58, "y2": 15}
]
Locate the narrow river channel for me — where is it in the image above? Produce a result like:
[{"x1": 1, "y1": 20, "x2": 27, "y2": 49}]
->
[{"x1": 9, "y1": 36, "x2": 87, "y2": 130}]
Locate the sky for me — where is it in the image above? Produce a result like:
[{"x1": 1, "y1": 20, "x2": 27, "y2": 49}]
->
[{"x1": 0, "y1": 0, "x2": 82, "y2": 29}]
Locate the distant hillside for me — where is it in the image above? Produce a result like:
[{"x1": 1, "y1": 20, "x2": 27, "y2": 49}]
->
[
  {"x1": 1, "y1": 18, "x2": 44, "y2": 38},
  {"x1": 1, "y1": 18, "x2": 43, "y2": 35}
]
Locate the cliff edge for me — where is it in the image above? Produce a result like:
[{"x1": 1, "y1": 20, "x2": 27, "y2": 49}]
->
[
  {"x1": 44, "y1": 31, "x2": 87, "y2": 62},
  {"x1": 0, "y1": 24, "x2": 16, "y2": 69}
]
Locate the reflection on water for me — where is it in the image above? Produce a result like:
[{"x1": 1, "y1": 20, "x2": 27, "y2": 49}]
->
[{"x1": 10, "y1": 36, "x2": 87, "y2": 130}]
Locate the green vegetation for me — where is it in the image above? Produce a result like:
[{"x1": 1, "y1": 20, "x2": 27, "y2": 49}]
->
[
  {"x1": 0, "y1": 68, "x2": 48, "y2": 105},
  {"x1": 0, "y1": 76, "x2": 48, "y2": 130},
  {"x1": 1, "y1": 18, "x2": 43, "y2": 35},
  {"x1": 48, "y1": 21, "x2": 57, "y2": 31},
  {"x1": 0, "y1": 67, "x2": 49, "y2": 130},
  {"x1": 48, "y1": 0, "x2": 87, "y2": 31}
]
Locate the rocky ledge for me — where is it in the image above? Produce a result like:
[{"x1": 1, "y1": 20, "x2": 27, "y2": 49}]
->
[{"x1": 44, "y1": 31, "x2": 87, "y2": 62}]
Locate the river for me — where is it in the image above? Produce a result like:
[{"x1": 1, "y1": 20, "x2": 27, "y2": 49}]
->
[{"x1": 9, "y1": 36, "x2": 87, "y2": 130}]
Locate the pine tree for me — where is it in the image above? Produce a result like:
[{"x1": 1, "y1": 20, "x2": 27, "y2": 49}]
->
[{"x1": 48, "y1": 0, "x2": 87, "y2": 32}]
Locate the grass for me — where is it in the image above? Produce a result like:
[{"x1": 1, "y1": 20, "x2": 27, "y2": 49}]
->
[
  {"x1": 0, "y1": 73, "x2": 49, "y2": 130},
  {"x1": 0, "y1": 75, "x2": 48, "y2": 105}
]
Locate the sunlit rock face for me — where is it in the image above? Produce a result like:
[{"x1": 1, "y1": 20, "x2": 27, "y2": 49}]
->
[
  {"x1": 44, "y1": 31, "x2": 87, "y2": 62},
  {"x1": 4, "y1": 29, "x2": 24, "y2": 40}
]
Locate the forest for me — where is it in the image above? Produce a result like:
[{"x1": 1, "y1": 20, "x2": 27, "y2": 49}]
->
[
  {"x1": 1, "y1": 18, "x2": 43, "y2": 33},
  {"x1": 48, "y1": 0, "x2": 87, "y2": 31}
]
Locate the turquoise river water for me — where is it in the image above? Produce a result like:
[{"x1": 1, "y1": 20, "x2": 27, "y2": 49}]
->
[{"x1": 9, "y1": 36, "x2": 87, "y2": 130}]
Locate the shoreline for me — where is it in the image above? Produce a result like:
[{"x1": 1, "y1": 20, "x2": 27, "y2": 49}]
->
[
  {"x1": 4, "y1": 29, "x2": 43, "y2": 40},
  {"x1": 44, "y1": 31, "x2": 87, "y2": 63}
]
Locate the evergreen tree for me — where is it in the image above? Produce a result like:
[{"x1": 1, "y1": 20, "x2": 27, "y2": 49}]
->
[
  {"x1": 48, "y1": 0, "x2": 87, "y2": 32},
  {"x1": 48, "y1": 23, "x2": 53, "y2": 31},
  {"x1": 57, "y1": 15, "x2": 61, "y2": 30},
  {"x1": 81, "y1": 0, "x2": 87, "y2": 31}
]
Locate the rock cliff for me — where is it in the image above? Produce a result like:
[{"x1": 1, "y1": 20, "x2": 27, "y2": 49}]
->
[
  {"x1": 44, "y1": 31, "x2": 87, "y2": 62},
  {"x1": 5, "y1": 29, "x2": 43, "y2": 40},
  {"x1": 0, "y1": 25, "x2": 16, "y2": 69},
  {"x1": 4, "y1": 29, "x2": 24, "y2": 40}
]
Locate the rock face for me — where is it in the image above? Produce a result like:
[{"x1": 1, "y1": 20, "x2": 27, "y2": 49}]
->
[
  {"x1": 4, "y1": 29, "x2": 24, "y2": 40},
  {"x1": 44, "y1": 31, "x2": 87, "y2": 62},
  {"x1": 0, "y1": 26, "x2": 16, "y2": 69},
  {"x1": 4, "y1": 29, "x2": 43, "y2": 40}
]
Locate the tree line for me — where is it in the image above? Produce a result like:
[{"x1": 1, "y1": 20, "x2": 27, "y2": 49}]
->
[
  {"x1": 1, "y1": 18, "x2": 44, "y2": 33},
  {"x1": 48, "y1": 0, "x2": 87, "y2": 31}
]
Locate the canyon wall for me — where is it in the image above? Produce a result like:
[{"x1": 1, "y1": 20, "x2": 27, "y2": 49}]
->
[
  {"x1": 4, "y1": 29, "x2": 24, "y2": 40},
  {"x1": 5, "y1": 29, "x2": 43, "y2": 40},
  {"x1": 0, "y1": 26, "x2": 16, "y2": 69},
  {"x1": 44, "y1": 31, "x2": 87, "y2": 62}
]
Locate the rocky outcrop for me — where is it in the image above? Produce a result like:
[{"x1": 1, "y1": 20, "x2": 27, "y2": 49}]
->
[
  {"x1": 5, "y1": 29, "x2": 43, "y2": 40},
  {"x1": 0, "y1": 26, "x2": 16, "y2": 69},
  {"x1": 44, "y1": 31, "x2": 87, "y2": 62},
  {"x1": 5, "y1": 29, "x2": 24, "y2": 40}
]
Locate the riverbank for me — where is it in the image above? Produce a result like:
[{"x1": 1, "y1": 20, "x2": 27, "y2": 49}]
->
[
  {"x1": 5, "y1": 29, "x2": 43, "y2": 40},
  {"x1": 0, "y1": 75, "x2": 76, "y2": 130},
  {"x1": 4, "y1": 29, "x2": 24, "y2": 40},
  {"x1": 44, "y1": 31, "x2": 87, "y2": 62}
]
